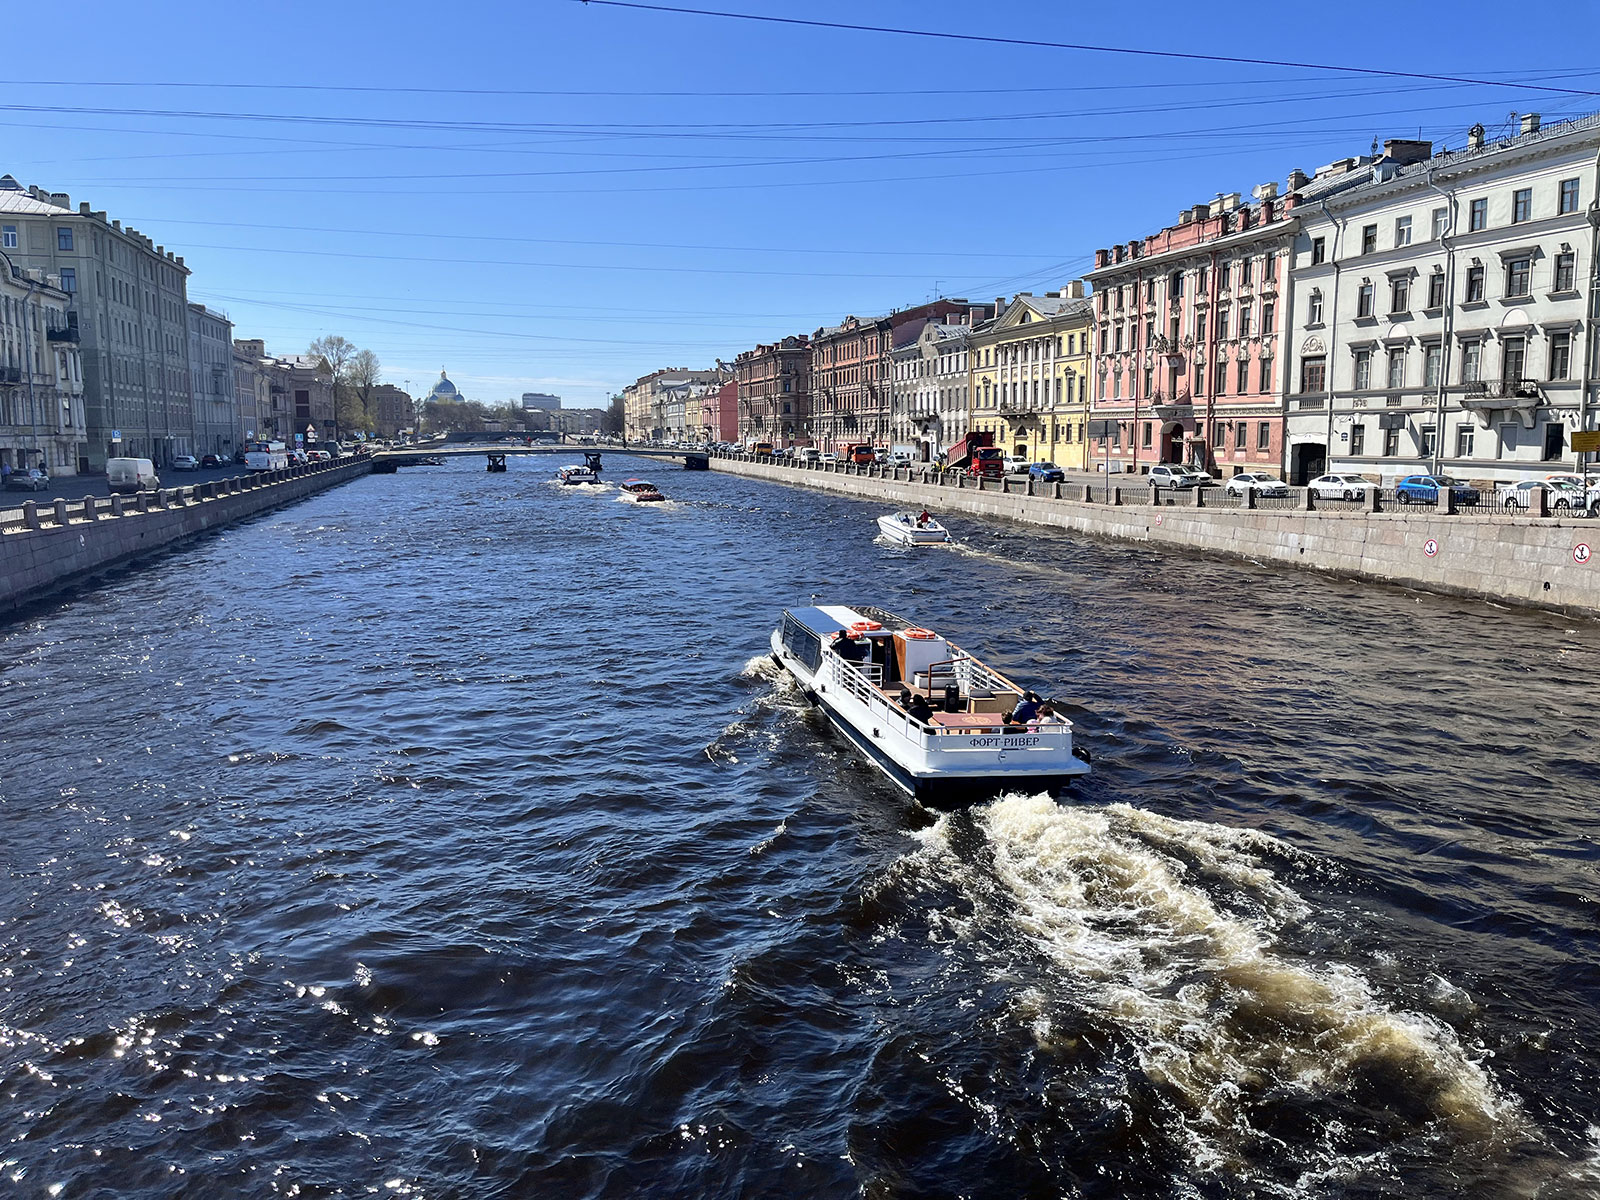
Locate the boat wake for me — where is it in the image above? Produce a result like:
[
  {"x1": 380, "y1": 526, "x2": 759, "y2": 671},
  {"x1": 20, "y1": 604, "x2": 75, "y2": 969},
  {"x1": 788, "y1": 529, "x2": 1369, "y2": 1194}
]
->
[
  {"x1": 705, "y1": 655, "x2": 809, "y2": 763},
  {"x1": 913, "y1": 795, "x2": 1526, "y2": 1190}
]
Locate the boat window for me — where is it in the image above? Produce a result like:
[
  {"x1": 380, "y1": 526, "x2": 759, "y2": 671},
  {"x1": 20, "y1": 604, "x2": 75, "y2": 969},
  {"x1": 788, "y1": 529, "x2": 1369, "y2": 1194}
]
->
[{"x1": 781, "y1": 613, "x2": 823, "y2": 672}]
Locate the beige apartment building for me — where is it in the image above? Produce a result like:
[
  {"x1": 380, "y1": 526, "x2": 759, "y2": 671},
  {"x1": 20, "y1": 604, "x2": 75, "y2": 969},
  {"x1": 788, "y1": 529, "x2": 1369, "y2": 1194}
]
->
[{"x1": 1, "y1": 249, "x2": 85, "y2": 477}]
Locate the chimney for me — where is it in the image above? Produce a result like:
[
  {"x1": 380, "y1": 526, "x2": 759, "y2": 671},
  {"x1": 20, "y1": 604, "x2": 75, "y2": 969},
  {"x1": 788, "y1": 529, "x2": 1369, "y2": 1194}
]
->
[
  {"x1": 1191, "y1": 203, "x2": 1209, "y2": 222},
  {"x1": 1285, "y1": 168, "x2": 1308, "y2": 191},
  {"x1": 1094, "y1": 248, "x2": 1109, "y2": 269},
  {"x1": 112, "y1": 219, "x2": 121, "y2": 230},
  {"x1": 995, "y1": 296, "x2": 1007, "y2": 311},
  {"x1": 79, "y1": 202, "x2": 90, "y2": 214},
  {"x1": 1468, "y1": 123, "x2": 1485, "y2": 151},
  {"x1": 1179, "y1": 209, "x2": 1194, "y2": 225},
  {"x1": 1520, "y1": 112, "x2": 1541, "y2": 135},
  {"x1": 1253, "y1": 181, "x2": 1279, "y2": 202},
  {"x1": 1381, "y1": 139, "x2": 1433, "y2": 165},
  {"x1": 1065, "y1": 280, "x2": 1084, "y2": 299},
  {"x1": 50, "y1": 192, "x2": 69, "y2": 208}
]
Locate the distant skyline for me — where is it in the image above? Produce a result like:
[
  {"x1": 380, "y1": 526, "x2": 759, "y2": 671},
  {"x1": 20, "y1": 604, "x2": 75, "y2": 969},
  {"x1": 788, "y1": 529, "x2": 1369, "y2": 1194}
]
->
[{"x1": 6, "y1": 0, "x2": 1598, "y2": 407}]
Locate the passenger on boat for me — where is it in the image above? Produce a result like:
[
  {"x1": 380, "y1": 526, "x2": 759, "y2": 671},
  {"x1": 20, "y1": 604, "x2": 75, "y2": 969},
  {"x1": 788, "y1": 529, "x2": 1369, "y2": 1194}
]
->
[
  {"x1": 917, "y1": 509, "x2": 932, "y2": 526},
  {"x1": 1008, "y1": 691, "x2": 1044, "y2": 725},
  {"x1": 1032, "y1": 701, "x2": 1063, "y2": 727},
  {"x1": 832, "y1": 630, "x2": 868, "y2": 664},
  {"x1": 907, "y1": 694, "x2": 934, "y2": 725}
]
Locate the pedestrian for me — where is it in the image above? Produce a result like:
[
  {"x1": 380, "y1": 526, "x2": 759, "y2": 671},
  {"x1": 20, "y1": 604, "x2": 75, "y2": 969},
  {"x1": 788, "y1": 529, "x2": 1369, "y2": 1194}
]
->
[
  {"x1": 907, "y1": 693, "x2": 934, "y2": 724},
  {"x1": 1, "y1": 461, "x2": 10, "y2": 487}
]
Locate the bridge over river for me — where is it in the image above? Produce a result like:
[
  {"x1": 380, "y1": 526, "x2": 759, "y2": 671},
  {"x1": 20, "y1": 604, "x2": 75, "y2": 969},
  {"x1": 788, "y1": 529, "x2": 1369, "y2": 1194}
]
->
[{"x1": 369, "y1": 443, "x2": 708, "y2": 473}]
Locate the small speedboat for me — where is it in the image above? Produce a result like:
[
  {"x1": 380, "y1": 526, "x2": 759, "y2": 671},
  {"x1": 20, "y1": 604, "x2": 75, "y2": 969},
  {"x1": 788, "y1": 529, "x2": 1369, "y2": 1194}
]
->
[
  {"x1": 620, "y1": 479, "x2": 667, "y2": 502},
  {"x1": 769, "y1": 605, "x2": 1090, "y2": 804},
  {"x1": 877, "y1": 510, "x2": 953, "y2": 545},
  {"x1": 557, "y1": 465, "x2": 600, "y2": 485}
]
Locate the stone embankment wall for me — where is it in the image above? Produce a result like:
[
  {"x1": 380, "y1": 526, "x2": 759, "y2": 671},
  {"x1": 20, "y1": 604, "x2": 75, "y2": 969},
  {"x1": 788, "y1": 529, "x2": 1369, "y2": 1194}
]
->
[
  {"x1": 0, "y1": 459, "x2": 371, "y2": 615},
  {"x1": 709, "y1": 456, "x2": 1600, "y2": 618}
]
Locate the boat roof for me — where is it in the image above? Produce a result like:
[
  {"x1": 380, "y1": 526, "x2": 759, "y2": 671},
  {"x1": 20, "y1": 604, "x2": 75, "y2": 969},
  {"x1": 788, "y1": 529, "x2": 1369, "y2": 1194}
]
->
[{"x1": 785, "y1": 604, "x2": 911, "y2": 636}]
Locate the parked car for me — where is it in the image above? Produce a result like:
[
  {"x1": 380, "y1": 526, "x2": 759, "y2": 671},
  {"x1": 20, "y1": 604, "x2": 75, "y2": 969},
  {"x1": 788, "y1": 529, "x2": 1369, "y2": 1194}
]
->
[
  {"x1": 172, "y1": 454, "x2": 199, "y2": 471},
  {"x1": 1148, "y1": 463, "x2": 1208, "y2": 489},
  {"x1": 233, "y1": 448, "x2": 248, "y2": 464},
  {"x1": 200, "y1": 453, "x2": 224, "y2": 469},
  {"x1": 1497, "y1": 479, "x2": 1590, "y2": 512},
  {"x1": 106, "y1": 457, "x2": 160, "y2": 494},
  {"x1": 885, "y1": 450, "x2": 914, "y2": 468},
  {"x1": 1394, "y1": 474, "x2": 1480, "y2": 505},
  {"x1": 797, "y1": 447, "x2": 821, "y2": 464},
  {"x1": 1001, "y1": 454, "x2": 1029, "y2": 475},
  {"x1": 1224, "y1": 472, "x2": 1288, "y2": 497},
  {"x1": 5, "y1": 467, "x2": 50, "y2": 491},
  {"x1": 306, "y1": 450, "x2": 331, "y2": 462},
  {"x1": 1307, "y1": 473, "x2": 1375, "y2": 501},
  {"x1": 1027, "y1": 462, "x2": 1065, "y2": 482},
  {"x1": 819, "y1": 452, "x2": 838, "y2": 465}
]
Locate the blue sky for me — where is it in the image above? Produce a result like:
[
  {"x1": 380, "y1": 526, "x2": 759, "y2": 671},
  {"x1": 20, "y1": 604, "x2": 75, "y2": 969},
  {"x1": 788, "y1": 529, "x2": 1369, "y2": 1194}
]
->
[{"x1": 5, "y1": 0, "x2": 1597, "y2": 409}]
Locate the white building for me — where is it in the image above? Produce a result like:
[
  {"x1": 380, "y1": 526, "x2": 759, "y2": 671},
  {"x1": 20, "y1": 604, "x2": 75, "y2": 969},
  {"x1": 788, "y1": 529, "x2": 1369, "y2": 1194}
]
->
[
  {"x1": 890, "y1": 321, "x2": 976, "y2": 461},
  {"x1": 187, "y1": 303, "x2": 236, "y2": 459},
  {"x1": 1285, "y1": 113, "x2": 1599, "y2": 485},
  {"x1": 0, "y1": 250, "x2": 85, "y2": 476}
]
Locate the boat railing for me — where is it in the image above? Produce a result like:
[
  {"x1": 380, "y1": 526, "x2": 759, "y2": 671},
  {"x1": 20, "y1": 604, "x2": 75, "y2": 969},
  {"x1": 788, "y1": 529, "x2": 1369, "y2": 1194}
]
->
[{"x1": 827, "y1": 654, "x2": 1074, "y2": 749}]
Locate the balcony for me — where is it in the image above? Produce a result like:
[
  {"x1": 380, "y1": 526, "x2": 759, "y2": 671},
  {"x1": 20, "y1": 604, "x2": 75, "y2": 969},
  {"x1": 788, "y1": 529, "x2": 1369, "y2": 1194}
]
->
[
  {"x1": 1459, "y1": 377, "x2": 1543, "y2": 427},
  {"x1": 0, "y1": 366, "x2": 20, "y2": 384},
  {"x1": 47, "y1": 326, "x2": 81, "y2": 343},
  {"x1": 1148, "y1": 394, "x2": 1194, "y2": 421}
]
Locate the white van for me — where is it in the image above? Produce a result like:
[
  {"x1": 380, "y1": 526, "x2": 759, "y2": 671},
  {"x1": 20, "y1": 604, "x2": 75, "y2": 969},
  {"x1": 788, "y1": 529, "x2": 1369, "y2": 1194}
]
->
[{"x1": 107, "y1": 457, "x2": 161, "y2": 495}]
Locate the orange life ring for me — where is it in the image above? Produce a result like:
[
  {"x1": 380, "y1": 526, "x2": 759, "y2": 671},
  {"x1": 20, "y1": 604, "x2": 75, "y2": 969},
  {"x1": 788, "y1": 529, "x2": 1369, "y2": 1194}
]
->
[
  {"x1": 902, "y1": 627, "x2": 937, "y2": 640},
  {"x1": 849, "y1": 620, "x2": 883, "y2": 633}
]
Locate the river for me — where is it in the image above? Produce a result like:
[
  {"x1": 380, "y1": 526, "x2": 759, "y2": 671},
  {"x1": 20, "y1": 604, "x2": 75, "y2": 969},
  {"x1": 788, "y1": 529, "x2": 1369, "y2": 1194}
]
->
[{"x1": 1, "y1": 453, "x2": 1597, "y2": 1198}]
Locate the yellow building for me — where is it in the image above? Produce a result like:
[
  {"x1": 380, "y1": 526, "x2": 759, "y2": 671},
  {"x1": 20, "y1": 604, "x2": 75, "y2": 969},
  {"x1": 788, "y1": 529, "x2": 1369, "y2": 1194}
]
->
[{"x1": 967, "y1": 285, "x2": 1093, "y2": 470}]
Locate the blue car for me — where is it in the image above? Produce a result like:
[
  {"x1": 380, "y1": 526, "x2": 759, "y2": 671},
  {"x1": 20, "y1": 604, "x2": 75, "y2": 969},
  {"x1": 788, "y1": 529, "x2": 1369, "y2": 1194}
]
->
[
  {"x1": 1394, "y1": 474, "x2": 1480, "y2": 505},
  {"x1": 1027, "y1": 462, "x2": 1066, "y2": 483}
]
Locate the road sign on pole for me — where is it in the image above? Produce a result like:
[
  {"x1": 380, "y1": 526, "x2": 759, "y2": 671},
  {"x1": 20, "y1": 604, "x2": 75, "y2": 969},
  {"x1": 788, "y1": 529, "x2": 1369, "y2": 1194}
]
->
[{"x1": 1571, "y1": 431, "x2": 1600, "y2": 453}]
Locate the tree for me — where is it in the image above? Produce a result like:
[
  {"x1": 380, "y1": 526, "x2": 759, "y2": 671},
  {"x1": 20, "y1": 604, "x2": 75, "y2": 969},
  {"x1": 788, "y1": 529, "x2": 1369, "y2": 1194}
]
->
[
  {"x1": 347, "y1": 349, "x2": 382, "y2": 433},
  {"x1": 309, "y1": 335, "x2": 357, "y2": 437}
]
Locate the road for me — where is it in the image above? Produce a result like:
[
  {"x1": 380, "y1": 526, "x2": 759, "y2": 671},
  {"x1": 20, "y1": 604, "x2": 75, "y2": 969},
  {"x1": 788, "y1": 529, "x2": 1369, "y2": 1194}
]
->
[{"x1": 0, "y1": 463, "x2": 256, "y2": 522}]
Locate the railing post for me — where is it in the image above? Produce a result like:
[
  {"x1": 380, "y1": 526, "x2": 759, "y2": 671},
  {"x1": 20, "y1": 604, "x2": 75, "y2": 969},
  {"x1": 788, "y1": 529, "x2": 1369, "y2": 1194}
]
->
[
  {"x1": 1531, "y1": 487, "x2": 1549, "y2": 517},
  {"x1": 1052, "y1": 481, "x2": 1062, "y2": 500},
  {"x1": 1111, "y1": 486, "x2": 1122, "y2": 506},
  {"x1": 1194, "y1": 487, "x2": 1205, "y2": 508},
  {"x1": 1300, "y1": 487, "x2": 1315, "y2": 512},
  {"x1": 1080, "y1": 484, "x2": 1093, "y2": 503},
  {"x1": 111, "y1": 495, "x2": 125, "y2": 517},
  {"x1": 1243, "y1": 487, "x2": 1256, "y2": 510},
  {"x1": 1435, "y1": 487, "x2": 1454, "y2": 515},
  {"x1": 1365, "y1": 486, "x2": 1380, "y2": 513},
  {"x1": 22, "y1": 500, "x2": 41, "y2": 530},
  {"x1": 53, "y1": 498, "x2": 70, "y2": 527},
  {"x1": 81, "y1": 496, "x2": 98, "y2": 521}
]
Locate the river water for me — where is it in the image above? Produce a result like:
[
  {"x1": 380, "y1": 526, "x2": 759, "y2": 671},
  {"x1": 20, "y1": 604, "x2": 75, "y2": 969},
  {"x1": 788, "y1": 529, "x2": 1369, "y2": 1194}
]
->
[{"x1": 2, "y1": 454, "x2": 1598, "y2": 1199}]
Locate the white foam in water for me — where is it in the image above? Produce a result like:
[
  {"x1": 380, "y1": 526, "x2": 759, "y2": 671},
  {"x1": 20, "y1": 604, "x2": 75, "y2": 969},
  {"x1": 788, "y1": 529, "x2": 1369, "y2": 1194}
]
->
[{"x1": 922, "y1": 795, "x2": 1523, "y2": 1177}]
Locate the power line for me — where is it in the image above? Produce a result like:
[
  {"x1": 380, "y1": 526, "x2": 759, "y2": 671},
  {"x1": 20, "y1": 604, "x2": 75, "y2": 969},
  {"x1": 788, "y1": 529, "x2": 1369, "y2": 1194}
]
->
[{"x1": 575, "y1": 0, "x2": 1600, "y2": 98}]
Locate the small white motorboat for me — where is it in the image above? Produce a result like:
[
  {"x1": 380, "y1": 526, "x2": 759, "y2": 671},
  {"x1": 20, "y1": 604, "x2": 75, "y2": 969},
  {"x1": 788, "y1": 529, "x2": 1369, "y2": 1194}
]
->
[
  {"x1": 620, "y1": 478, "x2": 667, "y2": 502},
  {"x1": 769, "y1": 605, "x2": 1090, "y2": 804},
  {"x1": 557, "y1": 465, "x2": 600, "y2": 485},
  {"x1": 877, "y1": 510, "x2": 953, "y2": 545}
]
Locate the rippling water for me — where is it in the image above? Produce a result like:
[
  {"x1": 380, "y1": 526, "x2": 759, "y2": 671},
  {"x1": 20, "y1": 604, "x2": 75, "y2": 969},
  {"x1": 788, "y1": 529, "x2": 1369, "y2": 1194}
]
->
[{"x1": 2, "y1": 455, "x2": 1598, "y2": 1198}]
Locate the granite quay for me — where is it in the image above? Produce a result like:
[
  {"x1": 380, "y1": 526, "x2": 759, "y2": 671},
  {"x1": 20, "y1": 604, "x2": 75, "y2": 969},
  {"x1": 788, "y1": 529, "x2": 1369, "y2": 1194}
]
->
[
  {"x1": 707, "y1": 450, "x2": 1600, "y2": 618},
  {"x1": 0, "y1": 457, "x2": 370, "y2": 614}
]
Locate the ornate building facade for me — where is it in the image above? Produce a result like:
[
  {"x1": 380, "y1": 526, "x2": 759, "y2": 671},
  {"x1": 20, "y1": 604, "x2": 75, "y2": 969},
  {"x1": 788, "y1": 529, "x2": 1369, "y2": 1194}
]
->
[
  {"x1": 0, "y1": 250, "x2": 84, "y2": 476},
  {"x1": 965, "y1": 287, "x2": 1093, "y2": 470},
  {"x1": 734, "y1": 334, "x2": 810, "y2": 446}
]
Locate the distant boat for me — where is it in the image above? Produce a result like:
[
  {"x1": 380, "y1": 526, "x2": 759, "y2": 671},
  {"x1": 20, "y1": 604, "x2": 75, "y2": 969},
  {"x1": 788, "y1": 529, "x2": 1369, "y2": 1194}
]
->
[
  {"x1": 877, "y1": 510, "x2": 953, "y2": 545},
  {"x1": 557, "y1": 464, "x2": 600, "y2": 485},
  {"x1": 770, "y1": 604, "x2": 1089, "y2": 804},
  {"x1": 620, "y1": 478, "x2": 667, "y2": 502}
]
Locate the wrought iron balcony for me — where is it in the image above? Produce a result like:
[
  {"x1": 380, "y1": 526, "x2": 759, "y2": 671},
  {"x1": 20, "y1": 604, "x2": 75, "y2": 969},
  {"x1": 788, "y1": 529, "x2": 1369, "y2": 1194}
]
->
[
  {"x1": 1460, "y1": 377, "x2": 1543, "y2": 410},
  {"x1": 47, "y1": 326, "x2": 80, "y2": 343}
]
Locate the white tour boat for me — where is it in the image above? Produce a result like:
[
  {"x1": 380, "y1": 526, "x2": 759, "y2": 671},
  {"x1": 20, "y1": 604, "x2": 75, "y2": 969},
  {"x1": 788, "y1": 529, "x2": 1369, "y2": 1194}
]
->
[
  {"x1": 557, "y1": 464, "x2": 600, "y2": 485},
  {"x1": 769, "y1": 605, "x2": 1090, "y2": 804},
  {"x1": 876, "y1": 510, "x2": 953, "y2": 545}
]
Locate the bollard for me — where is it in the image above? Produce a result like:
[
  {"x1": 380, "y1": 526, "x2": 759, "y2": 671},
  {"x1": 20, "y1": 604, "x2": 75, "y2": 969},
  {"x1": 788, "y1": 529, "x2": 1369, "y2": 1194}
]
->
[
  {"x1": 81, "y1": 496, "x2": 98, "y2": 521},
  {"x1": 111, "y1": 495, "x2": 125, "y2": 517},
  {"x1": 1435, "y1": 487, "x2": 1454, "y2": 515},
  {"x1": 1052, "y1": 481, "x2": 1062, "y2": 500},
  {"x1": 1111, "y1": 486, "x2": 1123, "y2": 506},
  {"x1": 1242, "y1": 487, "x2": 1256, "y2": 510},
  {"x1": 1300, "y1": 487, "x2": 1315, "y2": 512},
  {"x1": 23, "y1": 500, "x2": 41, "y2": 530},
  {"x1": 1194, "y1": 487, "x2": 1206, "y2": 508},
  {"x1": 1080, "y1": 484, "x2": 1094, "y2": 503},
  {"x1": 53, "y1": 498, "x2": 70, "y2": 527},
  {"x1": 136, "y1": 493, "x2": 149, "y2": 513},
  {"x1": 1025, "y1": 478, "x2": 1035, "y2": 497},
  {"x1": 1365, "y1": 486, "x2": 1380, "y2": 513}
]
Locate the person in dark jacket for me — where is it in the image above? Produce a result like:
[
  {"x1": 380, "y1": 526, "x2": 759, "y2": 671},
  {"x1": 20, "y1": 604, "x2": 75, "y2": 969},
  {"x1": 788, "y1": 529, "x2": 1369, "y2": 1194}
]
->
[{"x1": 907, "y1": 693, "x2": 934, "y2": 724}]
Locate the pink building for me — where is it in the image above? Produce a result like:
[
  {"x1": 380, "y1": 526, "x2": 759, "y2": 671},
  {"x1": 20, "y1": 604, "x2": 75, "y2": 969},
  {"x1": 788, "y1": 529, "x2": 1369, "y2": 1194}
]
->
[
  {"x1": 700, "y1": 379, "x2": 739, "y2": 443},
  {"x1": 1085, "y1": 184, "x2": 1300, "y2": 477}
]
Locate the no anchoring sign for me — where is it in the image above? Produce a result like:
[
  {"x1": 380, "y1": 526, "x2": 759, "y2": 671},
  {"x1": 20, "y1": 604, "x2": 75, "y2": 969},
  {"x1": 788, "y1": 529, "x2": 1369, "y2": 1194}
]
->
[
  {"x1": 1576, "y1": 543, "x2": 1593, "y2": 565},
  {"x1": 1424, "y1": 538, "x2": 1439, "y2": 558}
]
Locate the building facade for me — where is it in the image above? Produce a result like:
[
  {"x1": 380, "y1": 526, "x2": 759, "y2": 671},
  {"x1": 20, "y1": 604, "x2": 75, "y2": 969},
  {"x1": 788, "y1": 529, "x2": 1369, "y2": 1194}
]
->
[
  {"x1": 889, "y1": 321, "x2": 977, "y2": 461},
  {"x1": 1087, "y1": 187, "x2": 1299, "y2": 477},
  {"x1": 0, "y1": 175, "x2": 192, "y2": 470},
  {"x1": 701, "y1": 379, "x2": 738, "y2": 443},
  {"x1": 1284, "y1": 114, "x2": 1600, "y2": 485},
  {"x1": 0, "y1": 250, "x2": 85, "y2": 477},
  {"x1": 810, "y1": 299, "x2": 990, "y2": 454},
  {"x1": 734, "y1": 334, "x2": 810, "y2": 446},
  {"x1": 186, "y1": 304, "x2": 236, "y2": 459},
  {"x1": 621, "y1": 368, "x2": 725, "y2": 442},
  {"x1": 966, "y1": 287, "x2": 1093, "y2": 470},
  {"x1": 372, "y1": 383, "x2": 414, "y2": 439}
]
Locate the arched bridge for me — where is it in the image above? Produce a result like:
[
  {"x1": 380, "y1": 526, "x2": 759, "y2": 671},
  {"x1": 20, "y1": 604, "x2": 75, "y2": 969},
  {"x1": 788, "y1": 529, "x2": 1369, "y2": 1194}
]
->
[{"x1": 369, "y1": 444, "x2": 710, "y2": 473}]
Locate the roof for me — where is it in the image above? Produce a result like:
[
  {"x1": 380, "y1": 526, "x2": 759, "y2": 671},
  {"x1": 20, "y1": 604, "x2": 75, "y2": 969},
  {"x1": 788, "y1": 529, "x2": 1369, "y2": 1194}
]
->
[{"x1": 0, "y1": 186, "x2": 69, "y2": 217}]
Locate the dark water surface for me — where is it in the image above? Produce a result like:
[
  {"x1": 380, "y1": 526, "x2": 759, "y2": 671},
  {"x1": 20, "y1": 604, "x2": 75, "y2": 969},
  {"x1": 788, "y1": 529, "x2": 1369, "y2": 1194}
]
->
[{"x1": 2, "y1": 456, "x2": 1598, "y2": 1199}]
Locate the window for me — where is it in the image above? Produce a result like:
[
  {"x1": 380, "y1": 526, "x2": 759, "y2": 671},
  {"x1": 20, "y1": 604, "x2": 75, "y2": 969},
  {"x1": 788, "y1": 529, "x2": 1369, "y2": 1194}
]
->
[
  {"x1": 1241, "y1": 258, "x2": 1253, "y2": 286},
  {"x1": 1384, "y1": 427, "x2": 1401, "y2": 456},
  {"x1": 1311, "y1": 236, "x2": 1326, "y2": 264},
  {"x1": 1213, "y1": 421, "x2": 1226, "y2": 449},
  {"x1": 1308, "y1": 290, "x2": 1324, "y2": 324},
  {"x1": 1418, "y1": 425, "x2": 1437, "y2": 457},
  {"x1": 1357, "y1": 282, "x2": 1375, "y2": 318},
  {"x1": 1354, "y1": 348, "x2": 1372, "y2": 390},
  {"x1": 1427, "y1": 272, "x2": 1445, "y2": 309},
  {"x1": 1240, "y1": 304, "x2": 1253, "y2": 337},
  {"x1": 1301, "y1": 356, "x2": 1326, "y2": 393},
  {"x1": 1549, "y1": 331, "x2": 1572, "y2": 380},
  {"x1": 1169, "y1": 271, "x2": 1183, "y2": 298},
  {"x1": 1262, "y1": 300, "x2": 1275, "y2": 331},
  {"x1": 1503, "y1": 335, "x2": 1526, "y2": 381},
  {"x1": 1213, "y1": 360, "x2": 1227, "y2": 394},
  {"x1": 1, "y1": 224, "x2": 15, "y2": 249},
  {"x1": 1387, "y1": 347, "x2": 1406, "y2": 389},
  {"x1": 1543, "y1": 422, "x2": 1565, "y2": 462},
  {"x1": 59, "y1": 267, "x2": 76, "y2": 293},
  {"x1": 1235, "y1": 359, "x2": 1249, "y2": 393},
  {"x1": 1461, "y1": 340, "x2": 1482, "y2": 383},
  {"x1": 1196, "y1": 265, "x2": 1208, "y2": 293},
  {"x1": 1465, "y1": 264, "x2": 1486, "y2": 302},
  {"x1": 57, "y1": 227, "x2": 73, "y2": 251},
  {"x1": 1234, "y1": 421, "x2": 1247, "y2": 450},
  {"x1": 1219, "y1": 261, "x2": 1231, "y2": 289},
  {"x1": 1265, "y1": 253, "x2": 1277, "y2": 281},
  {"x1": 1505, "y1": 257, "x2": 1531, "y2": 298},
  {"x1": 1257, "y1": 357, "x2": 1272, "y2": 393},
  {"x1": 1456, "y1": 425, "x2": 1474, "y2": 457},
  {"x1": 1142, "y1": 421, "x2": 1152, "y2": 447},
  {"x1": 1217, "y1": 308, "x2": 1230, "y2": 340},
  {"x1": 1350, "y1": 423, "x2": 1366, "y2": 455},
  {"x1": 1361, "y1": 224, "x2": 1377, "y2": 254},
  {"x1": 1469, "y1": 198, "x2": 1487, "y2": 231},
  {"x1": 1395, "y1": 216, "x2": 1413, "y2": 246},
  {"x1": 1424, "y1": 343, "x2": 1442, "y2": 387},
  {"x1": 1512, "y1": 188, "x2": 1532, "y2": 223},
  {"x1": 1559, "y1": 178, "x2": 1580, "y2": 214},
  {"x1": 1554, "y1": 251, "x2": 1576, "y2": 292},
  {"x1": 1391, "y1": 277, "x2": 1410, "y2": 313},
  {"x1": 1114, "y1": 324, "x2": 1123, "y2": 352},
  {"x1": 1431, "y1": 207, "x2": 1449, "y2": 240}
]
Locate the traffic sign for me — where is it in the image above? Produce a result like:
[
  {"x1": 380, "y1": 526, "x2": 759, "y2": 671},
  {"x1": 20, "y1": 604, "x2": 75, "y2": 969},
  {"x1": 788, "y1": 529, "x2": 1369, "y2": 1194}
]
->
[
  {"x1": 1576, "y1": 543, "x2": 1593, "y2": 565},
  {"x1": 111, "y1": 429, "x2": 121, "y2": 441},
  {"x1": 1572, "y1": 431, "x2": 1600, "y2": 453},
  {"x1": 295, "y1": 433, "x2": 304, "y2": 444},
  {"x1": 1424, "y1": 538, "x2": 1439, "y2": 558}
]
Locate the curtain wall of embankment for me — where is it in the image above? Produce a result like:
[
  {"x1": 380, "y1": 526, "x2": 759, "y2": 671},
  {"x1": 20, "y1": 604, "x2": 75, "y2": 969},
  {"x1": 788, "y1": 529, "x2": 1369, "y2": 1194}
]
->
[
  {"x1": 709, "y1": 456, "x2": 1600, "y2": 619},
  {"x1": 0, "y1": 460, "x2": 373, "y2": 616}
]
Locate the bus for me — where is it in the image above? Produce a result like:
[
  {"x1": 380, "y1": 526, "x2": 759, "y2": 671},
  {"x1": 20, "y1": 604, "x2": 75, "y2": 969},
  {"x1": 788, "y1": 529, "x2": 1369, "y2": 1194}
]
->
[{"x1": 244, "y1": 440, "x2": 289, "y2": 472}]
